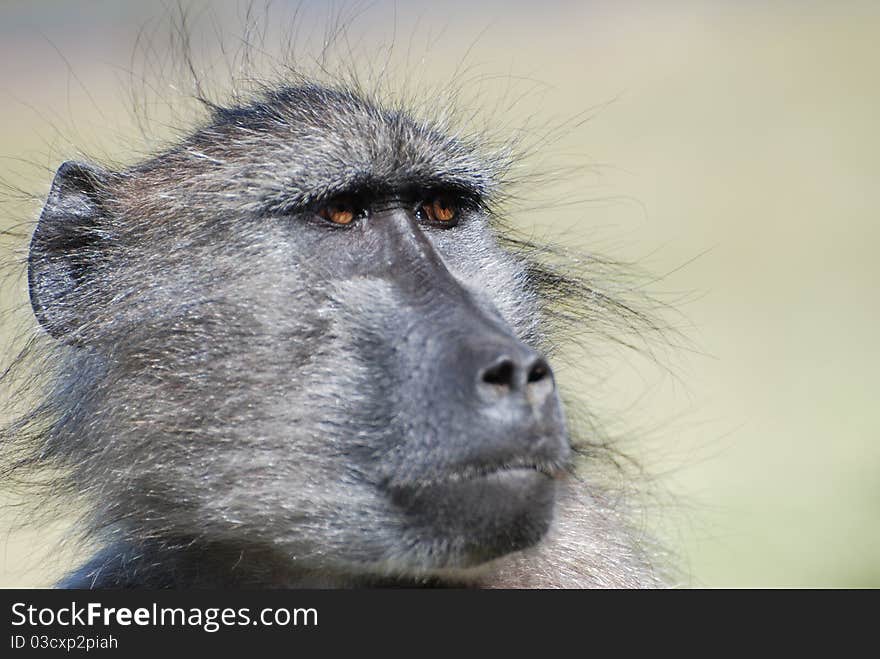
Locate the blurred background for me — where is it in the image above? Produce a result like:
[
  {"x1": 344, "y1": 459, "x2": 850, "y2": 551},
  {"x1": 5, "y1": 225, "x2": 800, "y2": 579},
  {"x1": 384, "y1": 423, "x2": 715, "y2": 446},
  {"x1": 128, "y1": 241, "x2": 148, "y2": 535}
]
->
[{"x1": 1, "y1": 0, "x2": 878, "y2": 587}]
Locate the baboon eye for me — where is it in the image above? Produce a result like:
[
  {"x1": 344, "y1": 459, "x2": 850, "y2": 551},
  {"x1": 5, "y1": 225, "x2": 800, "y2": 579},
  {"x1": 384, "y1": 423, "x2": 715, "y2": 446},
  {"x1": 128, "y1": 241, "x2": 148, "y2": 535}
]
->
[
  {"x1": 421, "y1": 197, "x2": 458, "y2": 224},
  {"x1": 316, "y1": 200, "x2": 362, "y2": 226}
]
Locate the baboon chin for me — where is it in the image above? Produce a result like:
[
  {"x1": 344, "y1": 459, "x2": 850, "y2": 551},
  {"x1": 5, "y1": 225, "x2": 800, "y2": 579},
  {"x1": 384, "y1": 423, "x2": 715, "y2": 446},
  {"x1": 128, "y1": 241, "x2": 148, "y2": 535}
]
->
[{"x1": 4, "y1": 68, "x2": 667, "y2": 588}]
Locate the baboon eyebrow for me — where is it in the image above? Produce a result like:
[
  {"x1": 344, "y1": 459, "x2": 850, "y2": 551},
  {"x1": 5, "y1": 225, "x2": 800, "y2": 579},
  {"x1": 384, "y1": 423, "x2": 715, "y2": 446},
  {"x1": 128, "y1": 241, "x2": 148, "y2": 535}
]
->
[{"x1": 265, "y1": 175, "x2": 486, "y2": 216}]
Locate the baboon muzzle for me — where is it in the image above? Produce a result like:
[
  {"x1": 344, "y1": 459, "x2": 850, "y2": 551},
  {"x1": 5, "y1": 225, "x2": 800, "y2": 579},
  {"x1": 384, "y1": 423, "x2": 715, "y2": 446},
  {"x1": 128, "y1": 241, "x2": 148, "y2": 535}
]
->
[{"x1": 370, "y1": 206, "x2": 571, "y2": 492}]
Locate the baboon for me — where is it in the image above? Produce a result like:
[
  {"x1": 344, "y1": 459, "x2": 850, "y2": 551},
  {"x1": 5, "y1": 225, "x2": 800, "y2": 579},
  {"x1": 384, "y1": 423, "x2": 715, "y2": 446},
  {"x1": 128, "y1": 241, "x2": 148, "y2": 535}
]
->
[{"x1": 2, "y1": 42, "x2": 668, "y2": 589}]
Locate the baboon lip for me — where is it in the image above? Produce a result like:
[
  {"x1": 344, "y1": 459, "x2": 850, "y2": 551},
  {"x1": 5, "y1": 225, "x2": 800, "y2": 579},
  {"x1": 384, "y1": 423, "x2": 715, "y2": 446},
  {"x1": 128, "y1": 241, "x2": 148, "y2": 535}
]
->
[
  {"x1": 448, "y1": 466, "x2": 539, "y2": 485},
  {"x1": 449, "y1": 462, "x2": 562, "y2": 483},
  {"x1": 393, "y1": 457, "x2": 569, "y2": 490}
]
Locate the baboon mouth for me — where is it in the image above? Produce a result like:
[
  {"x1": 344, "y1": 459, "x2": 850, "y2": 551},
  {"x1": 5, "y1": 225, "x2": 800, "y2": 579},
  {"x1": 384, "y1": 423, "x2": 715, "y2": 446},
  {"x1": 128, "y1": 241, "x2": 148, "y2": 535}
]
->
[
  {"x1": 392, "y1": 456, "x2": 569, "y2": 491},
  {"x1": 444, "y1": 462, "x2": 565, "y2": 484}
]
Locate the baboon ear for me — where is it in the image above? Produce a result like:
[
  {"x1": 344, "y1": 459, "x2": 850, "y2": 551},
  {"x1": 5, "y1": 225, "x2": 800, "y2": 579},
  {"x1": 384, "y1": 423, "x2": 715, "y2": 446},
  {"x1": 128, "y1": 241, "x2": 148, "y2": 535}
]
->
[{"x1": 28, "y1": 161, "x2": 111, "y2": 341}]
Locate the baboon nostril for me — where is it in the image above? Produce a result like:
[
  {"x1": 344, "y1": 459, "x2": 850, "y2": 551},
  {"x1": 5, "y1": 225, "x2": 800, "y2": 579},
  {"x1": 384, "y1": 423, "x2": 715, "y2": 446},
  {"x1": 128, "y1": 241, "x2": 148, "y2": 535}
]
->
[
  {"x1": 479, "y1": 356, "x2": 554, "y2": 393},
  {"x1": 481, "y1": 358, "x2": 516, "y2": 388},
  {"x1": 527, "y1": 359, "x2": 550, "y2": 384}
]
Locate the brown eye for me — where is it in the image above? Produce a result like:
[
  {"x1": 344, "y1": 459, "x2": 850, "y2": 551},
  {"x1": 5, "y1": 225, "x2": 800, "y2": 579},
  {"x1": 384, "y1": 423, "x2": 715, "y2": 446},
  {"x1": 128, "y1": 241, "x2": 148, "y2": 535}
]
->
[
  {"x1": 317, "y1": 200, "x2": 358, "y2": 225},
  {"x1": 422, "y1": 197, "x2": 457, "y2": 223}
]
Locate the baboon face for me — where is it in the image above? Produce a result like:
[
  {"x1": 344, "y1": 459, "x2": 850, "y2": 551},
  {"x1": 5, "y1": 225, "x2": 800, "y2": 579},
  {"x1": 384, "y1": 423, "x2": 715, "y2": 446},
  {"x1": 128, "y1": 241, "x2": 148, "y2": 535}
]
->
[{"x1": 28, "y1": 86, "x2": 570, "y2": 574}]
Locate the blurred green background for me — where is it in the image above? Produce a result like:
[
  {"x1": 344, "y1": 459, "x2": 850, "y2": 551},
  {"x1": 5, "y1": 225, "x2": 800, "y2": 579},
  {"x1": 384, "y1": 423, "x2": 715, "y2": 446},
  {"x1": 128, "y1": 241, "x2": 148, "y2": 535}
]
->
[{"x1": 1, "y1": 0, "x2": 878, "y2": 587}]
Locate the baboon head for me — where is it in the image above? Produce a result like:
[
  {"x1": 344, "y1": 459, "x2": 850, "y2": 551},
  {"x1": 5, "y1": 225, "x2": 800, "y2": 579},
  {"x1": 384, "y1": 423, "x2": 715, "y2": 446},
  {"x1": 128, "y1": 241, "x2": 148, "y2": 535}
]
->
[{"x1": 27, "y1": 84, "x2": 573, "y2": 583}]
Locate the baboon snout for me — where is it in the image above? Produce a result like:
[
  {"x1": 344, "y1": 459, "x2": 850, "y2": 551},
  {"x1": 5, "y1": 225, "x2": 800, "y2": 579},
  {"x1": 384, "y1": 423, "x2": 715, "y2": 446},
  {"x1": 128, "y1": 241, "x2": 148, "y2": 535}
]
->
[{"x1": 425, "y1": 317, "x2": 568, "y2": 467}]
